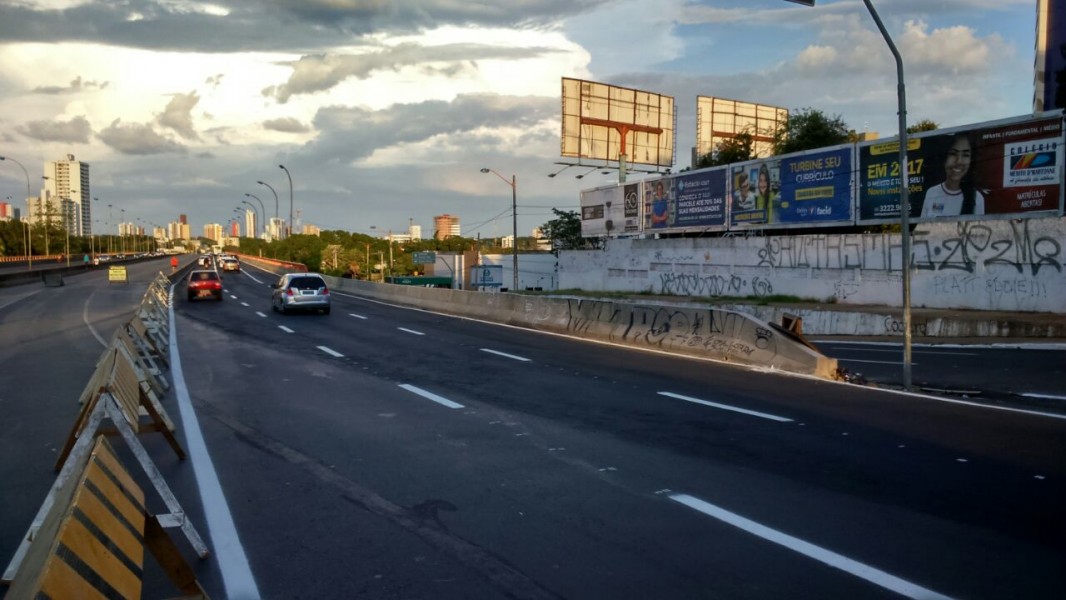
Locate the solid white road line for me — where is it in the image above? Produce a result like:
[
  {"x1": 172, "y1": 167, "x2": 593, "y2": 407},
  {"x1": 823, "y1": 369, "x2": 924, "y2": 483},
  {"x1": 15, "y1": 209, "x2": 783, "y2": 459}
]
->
[
  {"x1": 658, "y1": 391, "x2": 792, "y2": 422},
  {"x1": 670, "y1": 494, "x2": 953, "y2": 600},
  {"x1": 398, "y1": 327, "x2": 425, "y2": 336},
  {"x1": 481, "y1": 348, "x2": 532, "y2": 362},
  {"x1": 398, "y1": 383, "x2": 464, "y2": 409},
  {"x1": 82, "y1": 291, "x2": 109, "y2": 347},
  {"x1": 349, "y1": 313, "x2": 368, "y2": 319},
  {"x1": 1021, "y1": 392, "x2": 1066, "y2": 402},
  {"x1": 318, "y1": 345, "x2": 344, "y2": 358},
  {"x1": 838, "y1": 358, "x2": 917, "y2": 365},
  {"x1": 278, "y1": 326, "x2": 294, "y2": 333},
  {"x1": 167, "y1": 289, "x2": 260, "y2": 598}
]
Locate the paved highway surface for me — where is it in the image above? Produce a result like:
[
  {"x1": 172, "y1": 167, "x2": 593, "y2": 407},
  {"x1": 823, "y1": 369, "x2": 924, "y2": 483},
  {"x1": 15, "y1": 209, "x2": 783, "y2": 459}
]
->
[{"x1": 1, "y1": 259, "x2": 1064, "y2": 599}]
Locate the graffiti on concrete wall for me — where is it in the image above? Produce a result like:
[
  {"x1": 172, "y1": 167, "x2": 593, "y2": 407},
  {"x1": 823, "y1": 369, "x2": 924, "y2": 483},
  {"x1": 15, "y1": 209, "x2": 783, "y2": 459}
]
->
[
  {"x1": 565, "y1": 299, "x2": 770, "y2": 359},
  {"x1": 659, "y1": 273, "x2": 775, "y2": 298},
  {"x1": 752, "y1": 220, "x2": 1062, "y2": 276}
]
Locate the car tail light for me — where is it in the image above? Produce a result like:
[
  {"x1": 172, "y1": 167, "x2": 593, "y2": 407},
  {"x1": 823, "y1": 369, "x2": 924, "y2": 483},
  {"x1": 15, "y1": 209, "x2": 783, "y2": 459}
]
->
[
  {"x1": 321, "y1": 287, "x2": 329, "y2": 295},
  {"x1": 286, "y1": 288, "x2": 295, "y2": 296}
]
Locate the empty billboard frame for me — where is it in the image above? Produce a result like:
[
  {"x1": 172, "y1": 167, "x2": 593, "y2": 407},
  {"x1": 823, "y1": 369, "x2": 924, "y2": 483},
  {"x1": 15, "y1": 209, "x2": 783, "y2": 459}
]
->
[
  {"x1": 562, "y1": 77, "x2": 676, "y2": 169},
  {"x1": 696, "y1": 96, "x2": 787, "y2": 161}
]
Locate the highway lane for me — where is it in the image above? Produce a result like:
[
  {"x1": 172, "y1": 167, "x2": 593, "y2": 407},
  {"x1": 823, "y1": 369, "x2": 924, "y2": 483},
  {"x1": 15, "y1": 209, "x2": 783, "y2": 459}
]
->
[
  {"x1": 163, "y1": 264, "x2": 1066, "y2": 598},
  {"x1": 2, "y1": 262, "x2": 1065, "y2": 598}
]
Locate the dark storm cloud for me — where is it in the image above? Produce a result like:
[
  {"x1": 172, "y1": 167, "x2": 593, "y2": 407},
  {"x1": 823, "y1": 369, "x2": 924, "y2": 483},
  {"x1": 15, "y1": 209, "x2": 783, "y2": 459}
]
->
[
  {"x1": 157, "y1": 91, "x2": 202, "y2": 141},
  {"x1": 296, "y1": 93, "x2": 556, "y2": 166},
  {"x1": 265, "y1": 43, "x2": 561, "y2": 103},
  {"x1": 0, "y1": 0, "x2": 609, "y2": 53},
  {"x1": 16, "y1": 116, "x2": 93, "y2": 143},
  {"x1": 98, "y1": 119, "x2": 187, "y2": 155}
]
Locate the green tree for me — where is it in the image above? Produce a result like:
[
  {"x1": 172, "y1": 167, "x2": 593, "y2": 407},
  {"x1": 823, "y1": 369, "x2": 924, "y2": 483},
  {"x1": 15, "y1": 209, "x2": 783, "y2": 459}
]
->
[
  {"x1": 907, "y1": 119, "x2": 939, "y2": 133},
  {"x1": 773, "y1": 108, "x2": 850, "y2": 155},
  {"x1": 539, "y1": 208, "x2": 589, "y2": 255},
  {"x1": 694, "y1": 131, "x2": 755, "y2": 169}
]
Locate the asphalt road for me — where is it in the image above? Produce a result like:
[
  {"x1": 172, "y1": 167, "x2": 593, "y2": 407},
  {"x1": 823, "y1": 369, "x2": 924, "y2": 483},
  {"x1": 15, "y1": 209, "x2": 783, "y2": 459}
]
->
[{"x1": 1, "y1": 259, "x2": 1064, "y2": 599}]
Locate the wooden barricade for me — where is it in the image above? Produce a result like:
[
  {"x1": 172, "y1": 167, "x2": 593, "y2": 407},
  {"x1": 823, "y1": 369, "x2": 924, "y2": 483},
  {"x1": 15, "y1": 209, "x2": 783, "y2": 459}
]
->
[
  {"x1": 115, "y1": 325, "x2": 170, "y2": 395},
  {"x1": 55, "y1": 346, "x2": 184, "y2": 471},
  {"x1": 4, "y1": 387, "x2": 209, "y2": 583},
  {"x1": 128, "y1": 315, "x2": 169, "y2": 368},
  {"x1": 2, "y1": 435, "x2": 208, "y2": 598}
]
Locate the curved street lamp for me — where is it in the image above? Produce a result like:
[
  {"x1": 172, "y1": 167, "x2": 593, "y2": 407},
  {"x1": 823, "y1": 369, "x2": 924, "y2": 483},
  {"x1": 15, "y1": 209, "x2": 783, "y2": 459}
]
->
[
  {"x1": 256, "y1": 180, "x2": 279, "y2": 224},
  {"x1": 240, "y1": 200, "x2": 260, "y2": 237},
  {"x1": 479, "y1": 168, "x2": 519, "y2": 292},
  {"x1": 244, "y1": 193, "x2": 266, "y2": 235},
  {"x1": 279, "y1": 164, "x2": 293, "y2": 238}
]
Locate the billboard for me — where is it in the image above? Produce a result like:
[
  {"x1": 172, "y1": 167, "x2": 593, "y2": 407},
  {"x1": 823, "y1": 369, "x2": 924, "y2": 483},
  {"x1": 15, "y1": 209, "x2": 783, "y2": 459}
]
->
[
  {"x1": 580, "y1": 183, "x2": 641, "y2": 238},
  {"x1": 696, "y1": 96, "x2": 787, "y2": 161},
  {"x1": 562, "y1": 78, "x2": 676, "y2": 168},
  {"x1": 644, "y1": 169, "x2": 728, "y2": 232},
  {"x1": 729, "y1": 146, "x2": 853, "y2": 228},
  {"x1": 858, "y1": 114, "x2": 1064, "y2": 223}
]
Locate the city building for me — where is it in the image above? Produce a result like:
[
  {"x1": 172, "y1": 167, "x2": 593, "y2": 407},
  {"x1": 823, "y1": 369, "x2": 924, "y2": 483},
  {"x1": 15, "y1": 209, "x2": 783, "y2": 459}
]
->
[
  {"x1": 242, "y1": 209, "x2": 257, "y2": 239},
  {"x1": 38, "y1": 154, "x2": 91, "y2": 236},
  {"x1": 433, "y1": 214, "x2": 461, "y2": 240},
  {"x1": 302, "y1": 223, "x2": 320, "y2": 236},
  {"x1": 204, "y1": 223, "x2": 224, "y2": 243}
]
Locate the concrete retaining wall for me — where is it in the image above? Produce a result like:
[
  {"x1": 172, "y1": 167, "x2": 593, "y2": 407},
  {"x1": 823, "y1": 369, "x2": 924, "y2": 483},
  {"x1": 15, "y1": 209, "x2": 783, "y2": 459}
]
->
[
  {"x1": 558, "y1": 218, "x2": 1066, "y2": 314},
  {"x1": 241, "y1": 255, "x2": 837, "y2": 379}
]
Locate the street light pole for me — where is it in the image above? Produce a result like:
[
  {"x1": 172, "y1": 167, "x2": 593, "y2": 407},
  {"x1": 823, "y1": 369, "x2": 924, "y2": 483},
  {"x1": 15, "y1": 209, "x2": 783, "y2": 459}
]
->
[
  {"x1": 279, "y1": 165, "x2": 293, "y2": 238},
  {"x1": 120, "y1": 208, "x2": 125, "y2": 255},
  {"x1": 241, "y1": 200, "x2": 260, "y2": 237},
  {"x1": 244, "y1": 193, "x2": 266, "y2": 237},
  {"x1": 480, "y1": 168, "x2": 519, "y2": 292},
  {"x1": 257, "y1": 180, "x2": 279, "y2": 234},
  {"x1": 107, "y1": 204, "x2": 113, "y2": 254},
  {"x1": 0, "y1": 155, "x2": 33, "y2": 269}
]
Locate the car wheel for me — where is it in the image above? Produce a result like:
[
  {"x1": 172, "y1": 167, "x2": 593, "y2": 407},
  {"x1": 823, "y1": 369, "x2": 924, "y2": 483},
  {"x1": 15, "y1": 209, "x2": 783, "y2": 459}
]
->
[
  {"x1": 187, "y1": 293, "x2": 194, "y2": 301},
  {"x1": 322, "y1": 306, "x2": 331, "y2": 315}
]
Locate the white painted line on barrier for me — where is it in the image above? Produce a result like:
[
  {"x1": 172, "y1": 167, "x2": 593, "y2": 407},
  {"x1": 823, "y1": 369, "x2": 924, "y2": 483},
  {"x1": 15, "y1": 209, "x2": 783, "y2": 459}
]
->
[
  {"x1": 398, "y1": 383, "x2": 464, "y2": 409},
  {"x1": 279, "y1": 326, "x2": 294, "y2": 333},
  {"x1": 255, "y1": 311, "x2": 267, "y2": 318},
  {"x1": 318, "y1": 345, "x2": 344, "y2": 358},
  {"x1": 349, "y1": 313, "x2": 368, "y2": 320},
  {"x1": 669, "y1": 494, "x2": 953, "y2": 600},
  {"x1": 167, "y1": 289, "x2": 260, "y2": 598},
  {"x1": 398, "y1": 327, "x2": 425, "y2": 336},
  {"x1": 658, "y1": 392, "x2": 792, "y2": 422},
  {"x1": 481, "y1": 348, "x2": 532, "y2": 362}
]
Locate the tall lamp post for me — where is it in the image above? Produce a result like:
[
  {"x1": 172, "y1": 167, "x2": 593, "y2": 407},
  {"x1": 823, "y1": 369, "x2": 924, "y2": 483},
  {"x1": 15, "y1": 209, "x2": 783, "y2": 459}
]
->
[
  {"x1": 106, "y1": 204, "x2": 113, "y2": 254},
  {"x1": 0, "y1": 155, "x2": 33, "y2": 269},
  {"x1": 240, "y1": 200, "x2": 260, "y2": 237},
  {"x1": 244, "y1": 193, "x2": 266, "y2": 236},
  {"x1": 278, "y1": 164, "x2": 293, "y2": 238},
  {"x1": 479, "y1": 168, "x2": 519, "y2": 292},
  {"x1": 120, "y1": 208, "x2": 126, "y2": 255},
  {"x1": 788, "y1": 0, "x2": 911, "y2": 389},
  {"x1": 256, "y1": 180, "x2": 279, "y2": 228}
]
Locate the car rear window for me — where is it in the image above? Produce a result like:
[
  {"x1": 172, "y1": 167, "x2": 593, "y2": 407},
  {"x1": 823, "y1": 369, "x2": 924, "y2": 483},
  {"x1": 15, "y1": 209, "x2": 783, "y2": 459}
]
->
[
  {"x1": 289, "y1": 276, "x2": 325, "y2": 290},
  {"x1": 193, "y1": 272, "x2": 220, "y2": 281}
]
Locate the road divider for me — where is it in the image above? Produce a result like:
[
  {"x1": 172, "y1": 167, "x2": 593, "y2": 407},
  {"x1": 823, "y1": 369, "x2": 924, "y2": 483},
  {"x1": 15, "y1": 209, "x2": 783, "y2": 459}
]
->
[{"x1": 2, "y1": 271, "x2": 210, "y2": 591}]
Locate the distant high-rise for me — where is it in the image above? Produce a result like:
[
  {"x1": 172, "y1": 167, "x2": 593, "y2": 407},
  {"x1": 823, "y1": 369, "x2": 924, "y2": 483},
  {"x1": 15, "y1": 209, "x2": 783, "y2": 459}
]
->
[
  {"x1": 41, "y1": 154, "x2": 91, "y2": 236},
  {"x1": 433, "y1": 214, "x2": 460, "y2": 240},
  {"x1": 179, "y1": 214, "x2": 187, "y2": 225}
]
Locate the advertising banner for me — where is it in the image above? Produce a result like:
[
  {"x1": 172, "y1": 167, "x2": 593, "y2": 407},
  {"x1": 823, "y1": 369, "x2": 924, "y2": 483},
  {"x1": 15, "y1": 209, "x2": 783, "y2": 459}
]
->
[
  {"x1": 858, "y1": 115, "x2": 1064, "y2": 223},
  {"x1": 580, "y1": 184, "x2": 639, "y2": 237},
  {"x1": 776, "y1": 147, "x2": 853, "y2": 224},
  {"x1": 644, "y1": 170, "x2": 727, "y2": 231}
]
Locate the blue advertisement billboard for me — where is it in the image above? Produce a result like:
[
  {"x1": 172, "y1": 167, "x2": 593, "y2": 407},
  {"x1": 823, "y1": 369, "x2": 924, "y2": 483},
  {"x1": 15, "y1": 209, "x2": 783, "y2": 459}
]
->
[
  {"x1": 729, "y1": 146, "x2": 852, "y2": 227},
  {"x1": 644, "y1": 169, "x2": 728, "y2": 231}
]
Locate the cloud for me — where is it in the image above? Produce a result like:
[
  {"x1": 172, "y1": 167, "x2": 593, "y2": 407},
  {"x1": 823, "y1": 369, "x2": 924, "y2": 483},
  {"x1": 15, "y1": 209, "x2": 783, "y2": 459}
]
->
[
  {"x1": 98, "y1": 119, "x2": 187, "y2": 155},
  {"x1": 16, "y1": 115, "x2": 93, "y2": 143},
  {"x1": 31, "y1": 76, "x2": 108, "y2": 95},
  {"x1": 157, "y1": 91, "x2": 202, "y2": 140},
  {"x1": 263, "y1": 117, "x2": 312, "y2": 133},
  {"x1": 264, "y1": 42, "x2": 561, "y2": 103},
  {"x1": 298, "y1": 93, "x2": 556, "y2": 167}
]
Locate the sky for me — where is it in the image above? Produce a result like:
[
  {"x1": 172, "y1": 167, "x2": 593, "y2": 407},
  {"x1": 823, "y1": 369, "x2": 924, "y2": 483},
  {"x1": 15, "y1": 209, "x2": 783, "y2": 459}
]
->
[{"x1": 0, "y1": 0, "x2": 1041, "y2": 241}]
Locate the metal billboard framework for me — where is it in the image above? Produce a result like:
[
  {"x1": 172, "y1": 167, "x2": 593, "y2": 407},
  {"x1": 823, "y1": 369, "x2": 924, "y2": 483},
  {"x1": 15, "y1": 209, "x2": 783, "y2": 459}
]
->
[
  {"x1": 561, "y1": 78, "x2": 676, "y2": 181},
  {"x1": 695, "y1": 96, "x2": 788, "y2": 162}
]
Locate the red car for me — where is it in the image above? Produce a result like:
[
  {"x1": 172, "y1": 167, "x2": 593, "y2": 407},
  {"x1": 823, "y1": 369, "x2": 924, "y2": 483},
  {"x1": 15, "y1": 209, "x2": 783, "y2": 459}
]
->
[{"x1": 186, "y1": 270, "x2": 223, "y2": 301}]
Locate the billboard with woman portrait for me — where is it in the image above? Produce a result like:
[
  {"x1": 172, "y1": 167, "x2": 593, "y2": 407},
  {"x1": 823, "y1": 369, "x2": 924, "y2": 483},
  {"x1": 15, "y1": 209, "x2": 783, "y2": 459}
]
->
[{"x1": 858, "y1": 114, "x2": 1064, "y2": 224}]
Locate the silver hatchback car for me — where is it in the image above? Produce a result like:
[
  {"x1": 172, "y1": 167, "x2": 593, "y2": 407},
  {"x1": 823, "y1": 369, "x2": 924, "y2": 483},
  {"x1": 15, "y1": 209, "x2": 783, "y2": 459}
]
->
[{"x1": 271, "y1": 272, "x2": 331, "y2": 314}]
